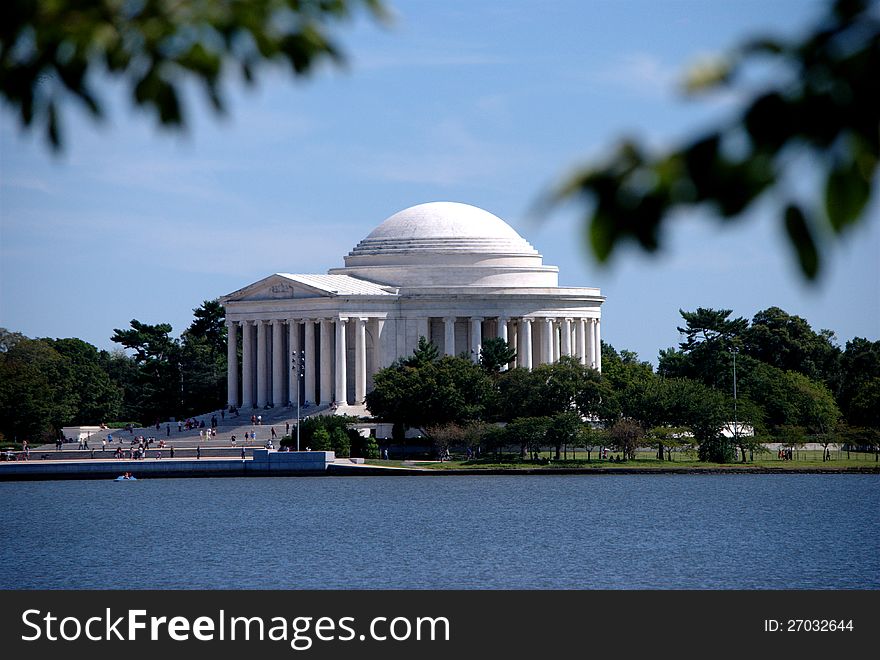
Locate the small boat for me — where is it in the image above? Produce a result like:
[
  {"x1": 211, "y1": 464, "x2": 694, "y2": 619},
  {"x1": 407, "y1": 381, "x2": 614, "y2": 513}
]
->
[{"x1": 115, "y1": 474, "x2": 137, "y2": 481}]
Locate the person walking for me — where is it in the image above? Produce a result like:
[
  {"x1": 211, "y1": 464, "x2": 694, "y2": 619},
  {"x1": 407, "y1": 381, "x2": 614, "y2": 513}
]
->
[{"x1": 196, "y1": 446, "x2": 201, "y2": 460}]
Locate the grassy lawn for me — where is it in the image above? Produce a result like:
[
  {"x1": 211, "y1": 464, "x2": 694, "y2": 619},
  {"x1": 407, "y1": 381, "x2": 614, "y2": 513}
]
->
[{"x1": 416, "y1": 449, "x2": 879, "y2": 470}]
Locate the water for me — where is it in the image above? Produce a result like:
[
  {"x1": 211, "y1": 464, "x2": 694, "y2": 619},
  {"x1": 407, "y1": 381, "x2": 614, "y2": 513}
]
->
[{"x1": 1, "y1": 474, "x2": 877, "y2": 589}]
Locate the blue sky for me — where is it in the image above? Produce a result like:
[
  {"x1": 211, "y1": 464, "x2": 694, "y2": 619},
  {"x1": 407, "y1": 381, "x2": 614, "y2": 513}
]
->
[{"x1": 1, "y1": 0, "x2": 878, "y2": 364}]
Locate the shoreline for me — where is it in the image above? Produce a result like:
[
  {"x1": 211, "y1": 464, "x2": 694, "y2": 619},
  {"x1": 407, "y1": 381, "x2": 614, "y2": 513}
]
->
[{"x1": 0, "y1": 457, "x2": 878, "y2": 481}]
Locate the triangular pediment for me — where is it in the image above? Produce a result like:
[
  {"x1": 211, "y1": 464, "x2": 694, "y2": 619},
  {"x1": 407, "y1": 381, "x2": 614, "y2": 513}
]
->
[
  {"x1": 221, "y1": 273, "x2": 396, "y2": 303},
  {"x1": 222, "y1": 274, "x2": 333, "y2": 302}
]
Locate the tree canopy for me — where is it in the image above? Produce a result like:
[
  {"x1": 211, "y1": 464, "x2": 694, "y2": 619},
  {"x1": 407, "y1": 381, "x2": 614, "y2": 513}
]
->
[{"x1": 1, "y1": 0, "x2": 388, "y2": 149}]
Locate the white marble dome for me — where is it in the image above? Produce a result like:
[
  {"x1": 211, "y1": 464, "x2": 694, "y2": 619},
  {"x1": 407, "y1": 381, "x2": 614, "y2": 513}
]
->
[
  {"x1": 349, "y1": 202, "x2": 539, "y2": 256},
  {"x1": 331, "y1": 202, "x2": 559, "y2": 288}
]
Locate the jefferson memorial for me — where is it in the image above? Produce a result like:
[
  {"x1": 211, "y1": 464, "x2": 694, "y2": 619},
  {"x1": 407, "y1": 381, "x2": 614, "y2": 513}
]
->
[{"x1": 221, "y1": 202, "x2": 604, "y2": 414}]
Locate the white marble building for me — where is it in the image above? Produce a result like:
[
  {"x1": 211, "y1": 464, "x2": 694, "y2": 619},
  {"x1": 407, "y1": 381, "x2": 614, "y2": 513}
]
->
[{"x1": 221, "y1": 202, "x2": 604, "y2": 413}]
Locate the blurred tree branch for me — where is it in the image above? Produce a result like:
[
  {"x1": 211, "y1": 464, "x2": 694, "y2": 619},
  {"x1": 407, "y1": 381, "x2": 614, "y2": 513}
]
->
[
  {"x1": 0, "y1": 0, "x2": 388, "y2": 149},
  {"x1": 550, "y1": 0, "x2": 879, "y2": 280}
]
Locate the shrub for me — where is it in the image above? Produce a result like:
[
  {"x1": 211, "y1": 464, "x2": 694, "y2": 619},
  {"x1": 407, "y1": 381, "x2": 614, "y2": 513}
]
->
[
  {"x1": 330, "y1": 427, "x2": 350, "y2": 457},
  {"x1": 311, "y1": 427, "x2": 331, "y2": 451}
]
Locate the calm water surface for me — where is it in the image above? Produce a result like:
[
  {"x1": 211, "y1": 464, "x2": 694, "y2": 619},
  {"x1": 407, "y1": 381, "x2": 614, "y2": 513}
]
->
[{"x1": 1, "y1": 474, "x2": 877, "y2": 589}]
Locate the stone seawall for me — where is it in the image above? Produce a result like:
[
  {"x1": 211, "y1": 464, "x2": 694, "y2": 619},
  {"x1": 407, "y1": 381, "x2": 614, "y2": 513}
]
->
[{"x1": 0, "y1": 450, "x2": 335, "y2": 481}]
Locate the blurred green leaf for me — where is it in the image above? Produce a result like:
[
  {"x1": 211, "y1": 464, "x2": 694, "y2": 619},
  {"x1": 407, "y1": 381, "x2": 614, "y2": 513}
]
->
[
  {"x1": 825, "y1": 159, "x2": 870, "y2": 231},
  {"x1": 784, "y1": 205, "x2": 820, "y2": 279},
  {"x1": 551, "y1": 0, "x2": 879, "y2": 281},
  {"x1": 0, "y1": 0, "x2": 388, "y2": 148}
]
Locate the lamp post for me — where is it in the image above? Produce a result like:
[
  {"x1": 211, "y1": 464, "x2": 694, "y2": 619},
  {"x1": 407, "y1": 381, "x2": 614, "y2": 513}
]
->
[
  {"x1": 292, "y1": 349, "x2": 304, "y2": 451},
  {"x1": 731, "y1": 346, "x2": 738, "y2": 462}
]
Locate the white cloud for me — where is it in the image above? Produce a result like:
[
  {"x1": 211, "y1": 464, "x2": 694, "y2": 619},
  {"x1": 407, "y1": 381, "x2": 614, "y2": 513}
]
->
[{"x1": 589, "y1": 52, "x2": 680, "y2": 99}]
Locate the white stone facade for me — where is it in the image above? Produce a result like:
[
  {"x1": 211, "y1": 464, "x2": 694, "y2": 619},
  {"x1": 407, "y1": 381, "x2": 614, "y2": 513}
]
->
[{"x1": 220, "y1": 202, "x2": 604, "y2": 410}]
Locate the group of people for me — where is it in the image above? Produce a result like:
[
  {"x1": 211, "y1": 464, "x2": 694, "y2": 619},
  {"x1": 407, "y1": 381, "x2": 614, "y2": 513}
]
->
[
  {"x1": 178, "y1": 418, "x2": 205, "y2": 432},
  {"x1": 113, "y1": 439, "x2": 172, "y2": 460}
]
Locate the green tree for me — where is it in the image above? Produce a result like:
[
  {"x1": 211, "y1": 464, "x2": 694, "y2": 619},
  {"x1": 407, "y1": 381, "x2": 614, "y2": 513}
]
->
[
  {"x1": 552, "y1": 0, "x2": 880, "y2": 280},
  {"x1": 99, "y1": 348, "x2": 142, "y2": 421},
  {"x1": 366, "y1": 355, "x2": 494, "y2": 434},
  {"x1": 361, "y1": 435, "x2": 380, "y2": 459},
  {"x1": 180, "y1": 299, "x2": 227, "y2": 415},
  {"x1": 600, "y1": 343, "x2": 654, "y2": 391},
  {"x1": 838, "y1": 338, "x2": 880, "y2": 427},
  {"x1": 284, "y1": 414, "x2": 358, "y2": 450},
  {"x1": 311, "y1": 426, "x2": 331, "y2": 451},
  {"x1": 578, "y1": 425, "x2": 605, "y2": 461},
  {"x1": 494, "y1": 367, "x2": 542, "y2": 420},
  {"x1": 673, "y1": 308, "x2": 748, "y2": 389},
  {"x1": 742, "y1": 306, "x2": 841, "y2": 386},
  {"x1": 0, "y1": 336, "x2": 77, "y2": 442},
  {"x1": 330, "y1": 426, "x2": 350, "y2": 457},
  {"x1": 111, "y1": 319, "x2": 182, "y2": 422},
  {"x1": 403, "y1": 336, "x2": 440, "y2": 367},
  {"x1": 608, "y1": 418, "x2": 643, "y2": 461},
  {"x1": 1, "y1": 0, "x2": 388, "y2": 150},
  {"x1": 646, "y1": 426, "x2": 691, "y2": 462},
  {"x1": 504, "y1": 416, "x2": 551, "y2": 461},
  {"x1": 495, "y1": 356, "x2": 602, "y2": 421},
  {"x1": 546, "y1": 410, "x2": 582, "y2": 460},
  {"x1": 424, "y1": 422, "x2": 464, "y2": 460},
  {"x1": 44, "y1": 337, "x2": 122, "y2": 423},
  {"x1": 479, "y1": 337, "x2": 517, "y2": 373},
  {"x1": 848, "y1": 377, "x2": 880, "y2": 428}
]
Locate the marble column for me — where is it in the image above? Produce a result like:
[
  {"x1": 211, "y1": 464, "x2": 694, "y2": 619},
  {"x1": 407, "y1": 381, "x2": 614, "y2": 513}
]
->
[
  {"x1": 587, "y1": 319, "x2": 596, "y2": 369},
  {"x1": 417, "y1": 317, "x2": 430, "y2": 344},
  {"x1": 576, "y1": 318, "x2": 587, "y2": 365},
  {"x1": 256, "y1": 321, "x2": 268, "y2": 407},
  {"x1": 507, "y1": 319, "x2": 517, "y2": 370},
  {"x1": 443, "y1": 316, "x2": 456, "y2": 356},
  {"x1": 561, "y1": 318, "x2": 572, "y2": 357},
  {"x1": 304, "y1": 319, "x2": 316, "y2": 404},
  {"x1": 335, "y1": 317, "x2": 348, "y2": 404},
  {"x1": 355, "y1": 317, "x2": 367, "y2": 403},
  {"x1": 241, "y1": 321, "x2": 254, "y2": 408},
  {"x1": 542, "y1": 318, "x2": 554, "y2": 364},
  {"x1": 470, "y1": 317, "x2": 483, "y2": 363},
  {"x1": 371, "y1": 318, "x2": 384, "y2": 385},
  {"x1": 227, "y1": 321, "x2": 238, "y2": 408},
  {"x1": 521, "y1": 318, "x2": 533, "y2": 369},
  {"x1": 320, "y1": 319, "x2": 333, "y2": 405},
  {"x1": 272, "y1": 320, "x2": 284, "y2": 406},
  {"x1": 496, "y1": 316, "x2": 509, "y2": 371},
  {"x1": 288, "y1": 319, "x2": 298, "y2": 405},
  {"x1": 552, "y1": 320, "x2": 561, "y2": 361},
  {"x1": 595, "y1": 318, "x2": 602, "y2": 372}
]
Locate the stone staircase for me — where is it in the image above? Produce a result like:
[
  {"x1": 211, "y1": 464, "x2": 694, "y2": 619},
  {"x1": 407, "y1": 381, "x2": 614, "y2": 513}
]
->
[{"x1": 34, "y1": 402, "x2": 370, "y2": 456}]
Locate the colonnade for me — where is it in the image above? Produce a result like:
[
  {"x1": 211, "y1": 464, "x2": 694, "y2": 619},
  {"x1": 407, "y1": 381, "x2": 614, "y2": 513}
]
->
[
  {"x1": 227, "y1": 317, "x2": 370, "y2": 410},
  {"x1": 227, "y1": 315, "x2": 601, "y2": 409}
]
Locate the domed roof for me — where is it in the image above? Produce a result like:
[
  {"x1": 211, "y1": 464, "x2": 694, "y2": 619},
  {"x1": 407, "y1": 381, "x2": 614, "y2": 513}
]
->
[
  {"x1": 348, "y1": 202, "x2": 539, "y2": 257},
  {"x1": 331, "y1": 201, "x2": 559, "y2": 288}
]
